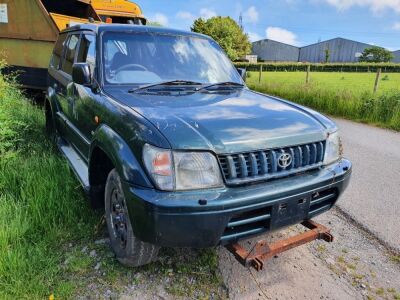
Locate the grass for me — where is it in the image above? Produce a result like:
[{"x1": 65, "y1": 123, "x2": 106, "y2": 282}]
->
[
  {"x1": 0, "y1": 63, "x2": 99, "y2": 298},
  {"x1": 247, "y1": 71, "x2": 400, "y2": 131},
  {"x1": 0, "y1": 66, "x2": 225, "y2": 299}
]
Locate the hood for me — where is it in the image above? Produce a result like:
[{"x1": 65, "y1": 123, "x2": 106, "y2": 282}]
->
[{"x1": 105, "y1": 87, "x2": 333, "y2": 153}]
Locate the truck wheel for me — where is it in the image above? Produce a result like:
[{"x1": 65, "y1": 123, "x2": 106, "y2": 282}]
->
[
  {"x1": 45, "y1": 102, "x2": 57, "y2": 143},
  {"x1": 105, "y1": 169, "x2": 159, "y2": 267}
]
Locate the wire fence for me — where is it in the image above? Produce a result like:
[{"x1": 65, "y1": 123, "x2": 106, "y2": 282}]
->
[{"x1": 235, "y1": 62, "x2": 400, "y2": 73}]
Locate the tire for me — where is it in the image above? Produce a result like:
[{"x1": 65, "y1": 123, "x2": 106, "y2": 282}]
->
[
  {"x1": 105, "y1": 169, "x2": 159, "y2": 267},
  {"x1": 45, "y1": 101, "x2": 57, "y2": 144}
]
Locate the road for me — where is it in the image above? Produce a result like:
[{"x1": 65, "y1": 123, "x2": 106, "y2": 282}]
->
[{"x1": 334, "y1": 118, "x2": 400, "y2": 252}]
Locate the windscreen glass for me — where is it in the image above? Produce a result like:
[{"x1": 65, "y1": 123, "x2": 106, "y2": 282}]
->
[{"x1": 102, "y1": 32, "x2": 242, "y2": 85}]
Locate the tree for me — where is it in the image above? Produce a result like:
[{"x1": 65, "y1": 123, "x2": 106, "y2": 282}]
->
[
  {"x1": 191, "y1": 17, "x2": 251, "y2": 61},
  {"x1": 324, "y1": 48, "x2": 330, "y2": 63},
  {"x1": 147, "y1": 21, "x2": 163, "y2": 27},
  {"x1": 359, "y1": 47, "x2": 394, "y2": 63}
]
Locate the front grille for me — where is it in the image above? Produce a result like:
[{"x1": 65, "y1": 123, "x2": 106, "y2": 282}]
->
[{"x1": 218, "y1": 141, "x2": 325, "y2": 185}]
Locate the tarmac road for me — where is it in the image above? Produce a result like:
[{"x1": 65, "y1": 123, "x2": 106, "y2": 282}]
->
[{"x1": 334, "y1": 118, "x2": 400, "y2": 252}]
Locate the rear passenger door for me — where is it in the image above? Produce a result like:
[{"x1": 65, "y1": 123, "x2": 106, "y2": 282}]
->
[{"x1": 57, "y1": 33, "x2": 89, "y2": 159}]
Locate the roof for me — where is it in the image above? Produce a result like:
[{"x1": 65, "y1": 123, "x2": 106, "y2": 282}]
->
[
  {"x1": 252, "y1": 37, "x2": 381, "y2": 50},
  {"x1": 62, "y1": 24, "x2": 210, "y2": 39},
  {"x1": 253, "y1": 39, "x2": 299, "y2": 49},
  {"x1": 299, "y1": 37, "x2": 377, "y2": 49}
]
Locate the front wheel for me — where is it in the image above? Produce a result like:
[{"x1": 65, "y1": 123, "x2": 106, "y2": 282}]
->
[{"x1": 105, "y1": 169, "x2": 159, "y2": 267}]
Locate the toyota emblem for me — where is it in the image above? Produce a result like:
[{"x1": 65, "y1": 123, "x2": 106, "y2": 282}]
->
[{"x1": 278, "y1": 153, "x2": 292, "y2": 169}]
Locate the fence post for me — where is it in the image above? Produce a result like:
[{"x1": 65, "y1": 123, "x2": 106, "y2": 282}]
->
[
  {"x1": 258, "y1": 64, "x2": 263, "y2": 84},
  {"x1": 306, "y1": 65, "x2": 311, "y2": 84},
  {"x1": 373, "y1": 68, "x2": 382, "y2": 93}
]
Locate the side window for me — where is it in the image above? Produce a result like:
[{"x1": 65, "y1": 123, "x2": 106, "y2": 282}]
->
[
  {"x1": 61, "y1": 34, "x2": 80, "y2": 75},
  {"x1": 50, "y1": 33, "x2": 67, "y2": 69},
  {"x1": 77, "y1": 34, "x2": 96, "y2": 74}
]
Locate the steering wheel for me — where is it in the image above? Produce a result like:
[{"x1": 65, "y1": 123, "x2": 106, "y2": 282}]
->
[{"x1": 114, "y1": 64, "x2": 148, "y2": 73}]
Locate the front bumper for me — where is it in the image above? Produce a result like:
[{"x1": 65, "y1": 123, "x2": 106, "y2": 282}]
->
[{"x1": 123, "y1": 159, "x2": 352, "y2": 248}]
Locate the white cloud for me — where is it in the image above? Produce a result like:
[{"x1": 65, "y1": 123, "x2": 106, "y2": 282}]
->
[
  {"x1": 176, "y1": 11, "x2": 196, "y2": 22},
  {"x1": 248, "y1": 32, "x2": 263, "y2": 42},
  {"x1": 321, "y1": 0, "x2": 400, "y2": 14},
  {"x1": 200, "y1": 8, "x2": 217, "y2": 19},
  {"x1": 266, "y1": 27, "x2": 299, "y2": 45},
  {"x1": 393, "y1": 22, "x2": 400, "y2": 30},
  {"x1": 244, "y1": 6, "x2": 259, "y2": 23},
  {"x1": 150, "y1": 13, "x2": 169, "y2": 26}
]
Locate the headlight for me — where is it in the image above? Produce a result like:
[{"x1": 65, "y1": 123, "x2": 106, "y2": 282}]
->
[
  {"x1": 323, "y1": 131, "x2": 342, "y2": 165},
  {"x1": 143, "y1": 144, "x2": 224, "y2": 191}
]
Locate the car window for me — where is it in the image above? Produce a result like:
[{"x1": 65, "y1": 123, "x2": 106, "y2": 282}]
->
[
  {"x1": 77, "y1": 34, "x2": 96, "y2": 74},
  {"x1": 50, "y1": 33, "x2": 68, "y2": 69},
  {"x1": 102, "y1": 32, "x2": 242, "y2": 85},
  {"x1": 61, "y1": 34, "x2": 80, "y2": 75}
]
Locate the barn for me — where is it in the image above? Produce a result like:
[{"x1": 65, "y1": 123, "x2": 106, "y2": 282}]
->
[
  {"x1": 251, "y1": 37, "x2": 397, "y2": 63},
  {"x1": 298, "y1": 38, "x2": 373, "y2": 63},
  {"x1": 392, "y1": 50, "x2": 400, "y2": 63},
  {"x1": 252, "y1": 39, "x2": 299, "y2": 62}
]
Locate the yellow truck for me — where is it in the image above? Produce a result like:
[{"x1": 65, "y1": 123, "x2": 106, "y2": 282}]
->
[{"x1": 0, "y1": 0, "x2": 146, "y2": 89}]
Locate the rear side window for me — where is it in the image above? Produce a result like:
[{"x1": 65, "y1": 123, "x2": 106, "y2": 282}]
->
[
  {"x1": 77, "y1": 34, "x2": 96, "y2": 73},
  {"x1": 61, "y1": 34, "x2": 80, "y2": 75},
  {"x1": 50, "y1": 33, "x2": 67, "y2": 69}
]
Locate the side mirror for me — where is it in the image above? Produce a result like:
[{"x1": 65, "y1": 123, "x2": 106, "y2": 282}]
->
[
  {"x1": 237, "y1": 68, "x2": 247, "y2": 80},
  {"x1": 72, "y1": 63, "x2": 91, "y2": 86}
]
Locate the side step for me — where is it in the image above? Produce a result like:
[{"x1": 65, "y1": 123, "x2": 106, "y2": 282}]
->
[
  {"x1": 58, "y1": 138, "x2": 90, "y2": 193},
  {"x1": 225, "y1": 220, "x2": 333, "y2": 271}
]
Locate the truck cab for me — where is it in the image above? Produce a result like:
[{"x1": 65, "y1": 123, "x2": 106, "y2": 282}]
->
[{"x1": 45, "y1": 24, "x2": 352, "y2": 267}]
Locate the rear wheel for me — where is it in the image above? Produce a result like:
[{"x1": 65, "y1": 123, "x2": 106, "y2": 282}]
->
[
  {"x1": 105, "y1": 169, "x2": 159, "y2": 267},
  {"x1": 45, "y1": 101, "x2": 57, "y2": 144}
]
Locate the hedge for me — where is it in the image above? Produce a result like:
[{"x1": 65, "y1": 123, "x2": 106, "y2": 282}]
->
[{"x1": 234, "y1": 62, "x2": 400, "y2": 73}]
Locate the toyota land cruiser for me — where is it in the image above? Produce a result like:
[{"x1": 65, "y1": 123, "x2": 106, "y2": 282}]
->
[{"x1": 45, "y1": 24, "x2": 352, "y2": 267}]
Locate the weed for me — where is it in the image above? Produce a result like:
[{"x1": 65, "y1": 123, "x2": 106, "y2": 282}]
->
[
  {"x1": 391, "y1": 255, "x2": 400, "y2": 264},
  {"x1": 375, "y1": 287, "x2": 385, "y2": 295}
]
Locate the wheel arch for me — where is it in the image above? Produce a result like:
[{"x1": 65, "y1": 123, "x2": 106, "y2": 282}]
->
[{"x1": 88, "y1": 124, "x2": 154, "y2": 208}]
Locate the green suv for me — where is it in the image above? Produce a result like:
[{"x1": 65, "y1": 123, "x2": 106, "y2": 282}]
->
[{"x1": 45, "y1": 24, "x2": 352, "y2": 267}]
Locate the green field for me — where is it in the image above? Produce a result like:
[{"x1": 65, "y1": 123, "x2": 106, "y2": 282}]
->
[{"x1": 247, "y1": 71, "x2": 400, "y2": 131}]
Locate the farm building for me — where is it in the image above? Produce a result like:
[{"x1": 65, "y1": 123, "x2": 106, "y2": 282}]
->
[
  {"x1": 392, "y1": 50, "x2": 400, "y2": 63},
  {"x1": 299, "y1": 38, "x2": 373, "y2": 63},
  {"x1": 252, "y1": 37, "x2": 398, "y2": 63},
  {"x1": 252, "y1": 39, "x2": 299, "y2": 62}
]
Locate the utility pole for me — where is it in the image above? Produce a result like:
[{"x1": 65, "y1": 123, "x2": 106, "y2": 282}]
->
[{"x1": 239, "y1": 13, "x2": 243, "y2": 30}]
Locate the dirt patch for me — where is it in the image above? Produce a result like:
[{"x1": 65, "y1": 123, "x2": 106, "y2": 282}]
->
[{"x1": 219, "y1": 208, "x2": 400, "y2": 300}]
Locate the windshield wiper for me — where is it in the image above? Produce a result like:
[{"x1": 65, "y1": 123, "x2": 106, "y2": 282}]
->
[
  {"x1": 195, "y1": 81, "x2": 245, "y2": 91},
  {"x1": 128, "y1": 80, "x2": 202, "y2": 93}
]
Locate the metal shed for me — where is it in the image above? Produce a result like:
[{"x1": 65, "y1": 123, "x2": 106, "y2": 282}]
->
[
  {"x1": 299, "y1": 38, "x2": 373, "y2": 63},
  {"x1": 392, "y1": 50, "x2": 400, "y2": 63},
  {"x1": 252, "y1": 39, "x2": 299, "y2": 62}
]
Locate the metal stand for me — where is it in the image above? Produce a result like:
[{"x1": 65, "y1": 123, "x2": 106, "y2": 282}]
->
[{"x1": 226, "y1": 220, "x2": 333, "y2": 271}]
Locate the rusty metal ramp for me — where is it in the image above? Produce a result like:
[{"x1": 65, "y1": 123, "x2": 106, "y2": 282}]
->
[{"x1": 225, "y1": 220, "x2": 333, "y2": 271}]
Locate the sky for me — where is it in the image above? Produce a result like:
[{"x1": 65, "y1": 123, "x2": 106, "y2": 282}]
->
[{"x1": 138, "y1": 0, "x2": 400, "y2": 51}]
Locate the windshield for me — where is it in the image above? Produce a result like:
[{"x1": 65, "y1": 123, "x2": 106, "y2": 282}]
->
[{"x1": 102, "y1": 32, "x2": 243, "y2": 85}]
